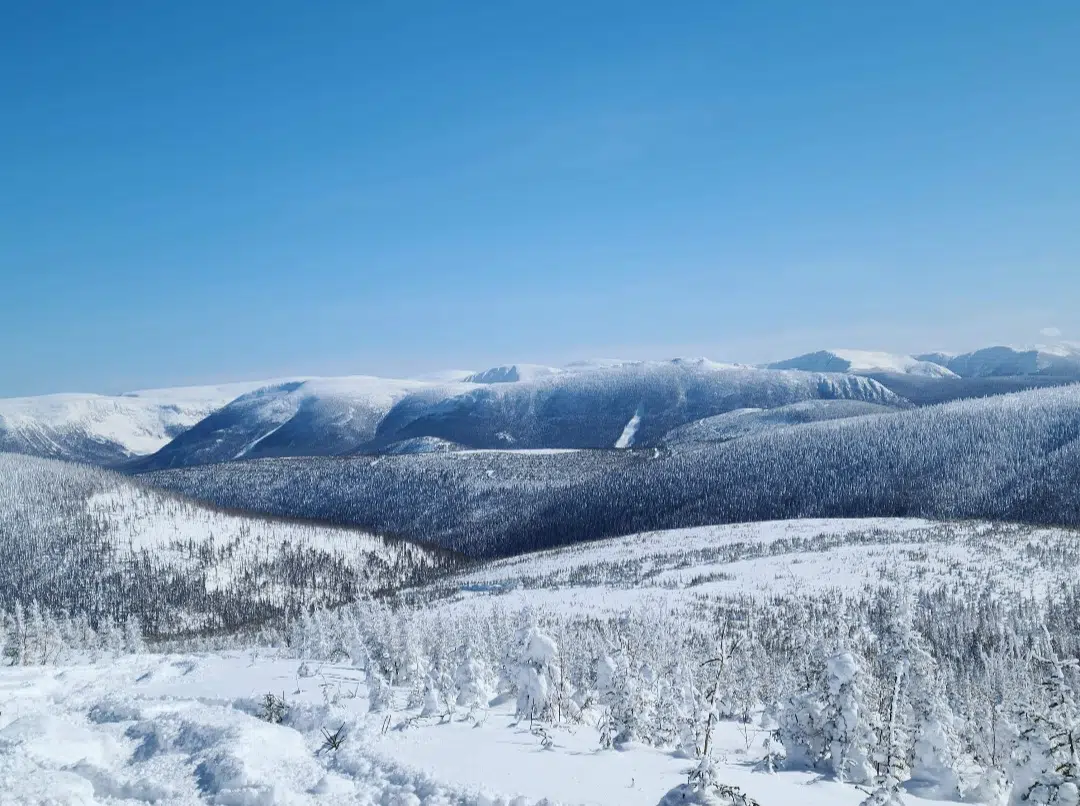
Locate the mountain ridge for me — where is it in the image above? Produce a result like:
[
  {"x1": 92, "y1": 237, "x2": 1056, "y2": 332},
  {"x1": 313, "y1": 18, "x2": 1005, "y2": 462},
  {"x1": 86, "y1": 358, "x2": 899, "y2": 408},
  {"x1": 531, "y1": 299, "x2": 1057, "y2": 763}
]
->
[{"x1": 6, "y1": 341, "x2": 1080, "y2": 469}]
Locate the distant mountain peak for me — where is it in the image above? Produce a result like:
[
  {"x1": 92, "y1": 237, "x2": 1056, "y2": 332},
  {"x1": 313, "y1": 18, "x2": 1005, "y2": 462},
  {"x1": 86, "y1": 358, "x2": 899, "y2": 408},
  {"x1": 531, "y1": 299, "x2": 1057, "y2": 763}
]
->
[
  {"x1": 463, "y1": 364, "x2": 564, "y2": 384},
  {"x1": 925, "y1": 344, "x2": 1080, "y2": 378},
  {"x1": 767, "y1": 349, "x2": 957, "y2": 378}
]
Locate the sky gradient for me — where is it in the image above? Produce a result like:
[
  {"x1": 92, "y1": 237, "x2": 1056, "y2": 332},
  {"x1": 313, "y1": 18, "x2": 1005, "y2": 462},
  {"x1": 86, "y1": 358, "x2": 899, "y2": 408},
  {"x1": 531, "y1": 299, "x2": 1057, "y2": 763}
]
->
[{"x1": 2, "y1": 1, "x2": 1079, "y2": 396}]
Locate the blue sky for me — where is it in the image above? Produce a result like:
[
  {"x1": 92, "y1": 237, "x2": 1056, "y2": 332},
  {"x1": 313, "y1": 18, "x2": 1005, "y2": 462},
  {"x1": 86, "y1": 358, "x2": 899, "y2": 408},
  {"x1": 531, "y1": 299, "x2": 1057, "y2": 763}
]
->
[{"x1": 2, "y1": 1, "x2": 1078, "y2": 395}]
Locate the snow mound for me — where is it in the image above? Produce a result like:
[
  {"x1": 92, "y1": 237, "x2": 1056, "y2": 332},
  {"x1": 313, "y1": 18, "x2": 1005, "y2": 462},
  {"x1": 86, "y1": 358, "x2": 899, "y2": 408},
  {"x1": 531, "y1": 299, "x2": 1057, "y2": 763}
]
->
[{"x1": 0, "y1": 655, "x2": 569, "y2": 806}]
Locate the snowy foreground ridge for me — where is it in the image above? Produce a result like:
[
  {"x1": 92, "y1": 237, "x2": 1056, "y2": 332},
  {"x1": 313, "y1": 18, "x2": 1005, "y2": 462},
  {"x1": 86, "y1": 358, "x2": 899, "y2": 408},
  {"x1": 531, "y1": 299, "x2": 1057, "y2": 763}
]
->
[
  {"x1": 3, "y1": 515, "x2": 1080, "y2": 805},
  {"x1": 0, "y1": 653, "x2": 947, "y2": 806}
]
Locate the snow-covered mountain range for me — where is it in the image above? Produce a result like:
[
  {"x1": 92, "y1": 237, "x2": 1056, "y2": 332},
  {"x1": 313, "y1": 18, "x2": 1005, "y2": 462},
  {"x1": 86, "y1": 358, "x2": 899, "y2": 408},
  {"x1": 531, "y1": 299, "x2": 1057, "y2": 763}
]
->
[
  {"x1": 4, "y1": 341, "x2": 1080, "y2": 469},
  {"x1": 917, "y1": 342, "x2": 1080, "y2": 378},
  {"x1": 767, "y1": 343, "x2": 1080, "y2": 379},
  {"x1": 767, "y1": 349, "x2": 958, "y2": 378},
  {"x1": 128, "y1": 360, "x2": 903, "y2": 470}
]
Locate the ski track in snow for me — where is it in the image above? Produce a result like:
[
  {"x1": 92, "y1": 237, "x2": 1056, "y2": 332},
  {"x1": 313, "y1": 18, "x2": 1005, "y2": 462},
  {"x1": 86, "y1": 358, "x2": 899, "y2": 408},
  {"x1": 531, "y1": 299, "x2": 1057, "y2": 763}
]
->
[{"x1": 0, "y1": 653, "x2": 948, "y2": 806}]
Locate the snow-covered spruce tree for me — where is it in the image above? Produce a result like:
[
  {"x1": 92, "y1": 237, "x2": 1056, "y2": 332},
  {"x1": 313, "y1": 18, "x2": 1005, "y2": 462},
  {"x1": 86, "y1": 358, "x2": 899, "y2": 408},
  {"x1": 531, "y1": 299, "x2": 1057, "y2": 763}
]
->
[
  {"x1": 824, "y1": 651, "x2": 879, "y2": 785},
  {"x1": 1009, "y1": 632, "x2": 1080, "y2": 806},
  {"x1": 124, "y1": 614, "x2": 145, "y2": 655},
  {"x1": 609, "y1": 651, "x2": 653, "y2": 746},
  {"x1": 958, "y1": 643, "x2": 1026, "y2": 801},
  {"x1": 595, "y1": 653, "x2": 620, "y2": 748},
  {"x1": 455, "y1": 646, "x2": 495, "y2": 717},
  {"x1": 653, "y1": 659, "x2": 695, "y2": 750},
  {"x1": 100, "y1": 615, "x2": 126, "y2": 656},
  {"x1": 774, "y1": 660, "x2": 829, "y2": 772},
  {"x1": 367, "y1": 667, "x2": 394, "y2": 714},
  {"x1": 695, "y1": 621, "x2": 748, "y2": 763},
  {"x1": 674, "y1": 661, "x2": 705, "y2": 760},
  {"x1": 340, "y1": 607, "x2": 371, "y2": 671},
  {"x1": 420, "y1": 674, "x2": 442, "y2": 718},
  {"x1": 871, "y1": 588, "x2": 961, "y2": 799},
  {"x1": 435, "y1": 667, "x2": 459, "y2": 721},
  {"x1": 514, "y1": 622, "x2": 561, "y2": 724},
  {"x1": 402, "y1": 617, "x2": 431, "y2": 709}
]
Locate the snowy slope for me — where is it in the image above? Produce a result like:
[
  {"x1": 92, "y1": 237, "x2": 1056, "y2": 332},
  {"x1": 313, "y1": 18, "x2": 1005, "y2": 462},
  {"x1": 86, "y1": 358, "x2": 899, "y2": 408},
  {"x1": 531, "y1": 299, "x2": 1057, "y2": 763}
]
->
[
  {"x1": 661, "y1": 399, "x2": 894, "y2": 447},
  {"x1": 431, "y1": 518, "x2": 1080, "y2": 614},
  {"x1": 129, "y1": 376, "x2": 478, "y2": 471},
  {"x1": 1, "y1": 516, "x2": 1038, "y2": 806},
  {"x1": 0, "y1": 381, "x2": 271, "y2": 466},
  {"x1": 0, "y1": 453, "x2": 450, "y2": 635},
  {"x1": 768, "y1": 349, "x2": 957, "y2": 378},
  {"x1": 375, "y1": 359, "x2": 907, "y2": 451}
]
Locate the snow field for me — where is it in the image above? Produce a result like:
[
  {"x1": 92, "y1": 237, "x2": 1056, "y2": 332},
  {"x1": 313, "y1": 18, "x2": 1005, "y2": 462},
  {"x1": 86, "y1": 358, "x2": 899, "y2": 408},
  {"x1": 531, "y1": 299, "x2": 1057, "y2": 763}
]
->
[{"x1": 435, "y1": 518, "x2": 1080, "y2": 615}]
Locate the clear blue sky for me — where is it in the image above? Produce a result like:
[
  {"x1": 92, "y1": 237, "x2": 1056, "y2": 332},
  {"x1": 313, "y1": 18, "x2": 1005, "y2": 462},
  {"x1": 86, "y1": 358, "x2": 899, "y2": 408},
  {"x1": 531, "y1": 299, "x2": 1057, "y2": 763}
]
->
[{"x1": 2, "y1": 1, "x2": 1078, "y2": 395}]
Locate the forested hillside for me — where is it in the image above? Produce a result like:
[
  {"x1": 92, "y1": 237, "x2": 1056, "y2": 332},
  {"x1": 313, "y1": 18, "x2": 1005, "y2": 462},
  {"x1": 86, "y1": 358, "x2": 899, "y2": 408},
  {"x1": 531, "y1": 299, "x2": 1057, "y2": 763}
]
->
[
  {"x1": 0, "y1": 453, "x2": 454, "y2": 638},
  {"x1": 143, "y1": 384, "x2": 1080, "y2": 557}
]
